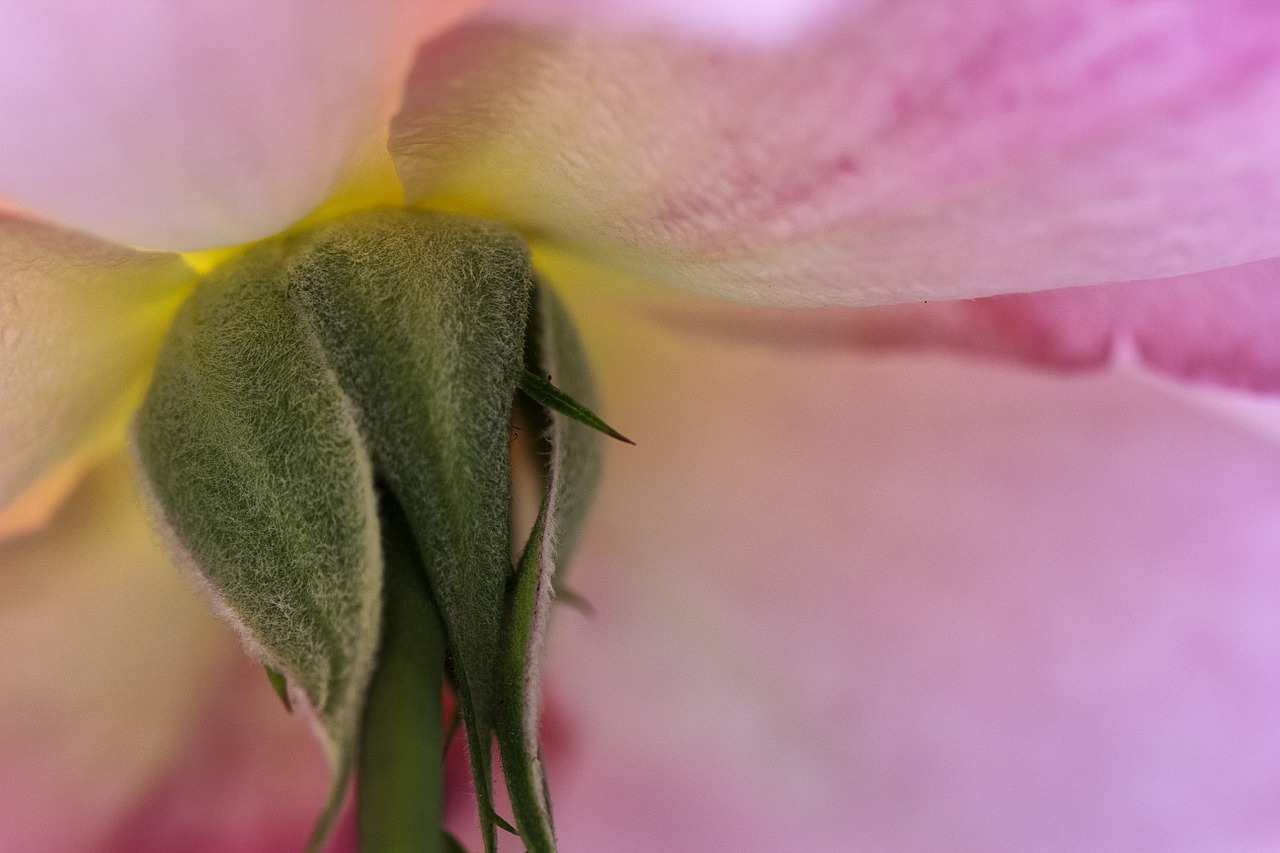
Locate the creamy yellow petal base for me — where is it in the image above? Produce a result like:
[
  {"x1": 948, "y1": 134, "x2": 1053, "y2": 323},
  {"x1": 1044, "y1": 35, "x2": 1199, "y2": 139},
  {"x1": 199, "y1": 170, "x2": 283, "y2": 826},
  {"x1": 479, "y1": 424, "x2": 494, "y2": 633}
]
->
[{"x1": 0, "y1": 216, "x2": 194, "y2": 511}]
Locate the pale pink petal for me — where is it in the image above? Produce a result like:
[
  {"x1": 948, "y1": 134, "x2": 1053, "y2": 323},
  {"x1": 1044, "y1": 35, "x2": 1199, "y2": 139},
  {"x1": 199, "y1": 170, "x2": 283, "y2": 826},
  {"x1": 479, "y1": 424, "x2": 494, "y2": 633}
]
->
[
  {"x1": 0, "y1": 215, "x2": 193, "y2": 511},
  {"x1": 391, "y1": 2, "x2": 1280, "y2": 305},
  {"x1": 0, "y1": 0, "x2": 480, "y2": 251},
  {"x1": 0, "y1": 456, "x2": 230, "y2": 851},
  {"x1": 486, "y1": 0, "x2": 848, "y2": 44},
  {"x1": 536, "y1": 283, "x2": 1280, "y2": 851}
]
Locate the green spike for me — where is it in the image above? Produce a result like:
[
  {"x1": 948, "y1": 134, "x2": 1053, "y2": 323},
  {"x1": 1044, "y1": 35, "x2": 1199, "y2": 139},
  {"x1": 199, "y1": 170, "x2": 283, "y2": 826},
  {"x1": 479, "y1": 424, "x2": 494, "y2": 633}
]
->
[
  {"x1": 263, "y1": 665, "x2": 292, "y2": 714},
  {"x1": 519, "y1": 370, "x2": 634, "y2": 445},
  {"x1": 492, "y1": 812, "x2": 520, "y2": 836}
]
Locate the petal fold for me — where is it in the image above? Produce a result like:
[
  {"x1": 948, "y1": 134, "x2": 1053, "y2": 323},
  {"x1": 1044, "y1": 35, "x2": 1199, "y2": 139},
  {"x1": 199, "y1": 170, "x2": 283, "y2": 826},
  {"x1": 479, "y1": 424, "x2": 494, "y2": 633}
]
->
[
  {"x1": 845, "y1": 258, "x2": 1280, "y2": 392},
  {"x1": 624, "y1": 255, "x2": 1280, "y2": 393},
  {"x1": 392, "y1": 2, "x2": 1280, "y2": 305},
  {"x1": 485, "y1": 0, "x2": 847, "y2": 44}
]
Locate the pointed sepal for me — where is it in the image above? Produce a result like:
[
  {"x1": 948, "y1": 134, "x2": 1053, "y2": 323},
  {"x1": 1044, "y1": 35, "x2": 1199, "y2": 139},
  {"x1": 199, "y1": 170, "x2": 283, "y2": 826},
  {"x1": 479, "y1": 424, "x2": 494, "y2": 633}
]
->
[
  {"x1": 285, "y1": 209, "x2": 534, "y2": 851},
  {"x1": 132, "y1": 239, "x2": 385, "y2": 850},
  {"x1": 497, "y1": 282, "x2": 612, "y2": 851}
]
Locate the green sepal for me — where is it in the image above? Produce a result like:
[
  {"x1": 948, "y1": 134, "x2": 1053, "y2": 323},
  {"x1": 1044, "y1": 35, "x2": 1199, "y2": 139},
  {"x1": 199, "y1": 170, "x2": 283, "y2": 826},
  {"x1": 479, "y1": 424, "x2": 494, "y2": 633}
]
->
[
  {"x1": 133, "y1": 238, "x2": 384, "y2": 853},
  {"x1": 285, "y1": 209, "x2": 533, "y2": 852},
  {"x1": 528, "y1": 281, "x2": 609, "y2": 574},
  {"x1": 134, "y1": 209, "x2": 615, "y2": 853},
  {"x1": 358, "y1": 490, "x2": 447, "y2": 853},
  {"x1": 496, "y1": 283, "x2": 609, "y2": 852}
]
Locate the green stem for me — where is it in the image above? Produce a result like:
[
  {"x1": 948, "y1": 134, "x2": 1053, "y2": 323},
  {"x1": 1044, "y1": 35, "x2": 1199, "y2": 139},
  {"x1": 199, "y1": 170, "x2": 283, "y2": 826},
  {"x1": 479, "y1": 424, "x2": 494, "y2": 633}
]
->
[{"x1": 358, "y1": 496, "x2": 447, "y2": 852}]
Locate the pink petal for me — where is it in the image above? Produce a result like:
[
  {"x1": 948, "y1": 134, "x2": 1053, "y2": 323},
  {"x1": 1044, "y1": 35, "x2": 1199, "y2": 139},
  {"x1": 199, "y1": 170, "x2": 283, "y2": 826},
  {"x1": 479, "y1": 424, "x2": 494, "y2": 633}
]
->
[
  {"x1": 0, "y1": 457, "x2": 231, "y2": 851},
  {"x1": 0, "y1": 0, "x2": 479, "y2": 251},
  {"x1": 536, "y1": 283, "x2": 1280, "y2": 851},
  {"x1": 0, "y1": 215, "x2": 194, "y2": 511},
  {"x1": 854, "y1": 259, "x2": 1280, "y2": 392},
  {"x1": 391, "y1": 2, "x2": 1280, "y2": 305}
]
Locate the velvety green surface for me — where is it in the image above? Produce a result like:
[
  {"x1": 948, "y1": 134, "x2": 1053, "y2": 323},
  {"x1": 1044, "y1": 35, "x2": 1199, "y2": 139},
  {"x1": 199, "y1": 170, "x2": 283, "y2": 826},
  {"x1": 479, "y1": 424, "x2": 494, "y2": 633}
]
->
[
  {"x1": 133, "y1": 235, "x2": 384, "y2": 847},
  {"x1": 135, "y1": 208, "x2": 614, "y2": 853},
  {"x1": 288, "y1": 210, "x2": 532, "y2": 851},
  {"x1": 498, "y1": 284, "x2": 608, "y2": 851}
]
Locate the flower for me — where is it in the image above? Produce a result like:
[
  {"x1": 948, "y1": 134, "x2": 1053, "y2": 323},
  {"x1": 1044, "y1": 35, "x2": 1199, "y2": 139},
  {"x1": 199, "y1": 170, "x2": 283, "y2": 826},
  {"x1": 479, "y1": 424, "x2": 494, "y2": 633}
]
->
[{"x1": 4, "y1": 1, "x2": 1280, "y2": 851}]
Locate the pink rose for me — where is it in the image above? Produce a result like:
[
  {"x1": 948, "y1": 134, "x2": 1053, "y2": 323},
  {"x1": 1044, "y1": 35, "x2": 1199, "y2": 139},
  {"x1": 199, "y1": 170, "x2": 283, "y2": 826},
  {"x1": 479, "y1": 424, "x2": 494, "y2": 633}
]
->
[{"x1": 3, "y1": 1, "x2": 1280, "y2": 850}]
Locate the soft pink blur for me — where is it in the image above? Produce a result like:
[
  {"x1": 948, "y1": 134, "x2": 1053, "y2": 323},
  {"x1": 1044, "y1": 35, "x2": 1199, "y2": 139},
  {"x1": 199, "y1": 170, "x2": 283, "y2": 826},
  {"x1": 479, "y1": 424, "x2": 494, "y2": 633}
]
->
[
  {"x1": 537, "y1": 284, "x2": 1280, "y2": 851},
  {"x1": 0, "y1": 461, "x2": 225, "y2": 851},
  {"x1": 105, "y1": 652, "x2": 355, "y2": 853}
]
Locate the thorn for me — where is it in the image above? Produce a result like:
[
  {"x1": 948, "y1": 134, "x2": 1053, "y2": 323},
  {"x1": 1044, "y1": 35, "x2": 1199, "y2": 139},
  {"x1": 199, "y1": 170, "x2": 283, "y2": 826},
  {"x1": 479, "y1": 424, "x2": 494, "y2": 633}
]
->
[
  {"x1": 263, "y1": 664, "x2": 293, "y2": 714},
  {"x1": 491, "y1": 811, "x2": 519, "y2": 836},
  {"x1": 554, "y1": 585, "x2": 596, "y2": 618},
  {"x1": 518, "y1": 370, "x2": 635, "y2": 445}
]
